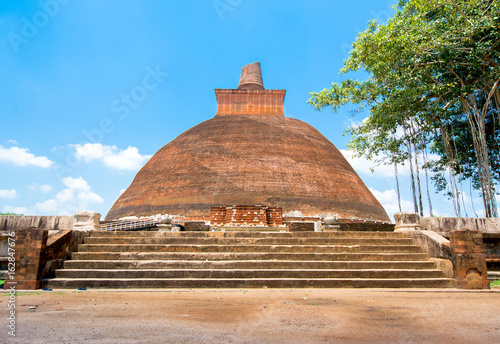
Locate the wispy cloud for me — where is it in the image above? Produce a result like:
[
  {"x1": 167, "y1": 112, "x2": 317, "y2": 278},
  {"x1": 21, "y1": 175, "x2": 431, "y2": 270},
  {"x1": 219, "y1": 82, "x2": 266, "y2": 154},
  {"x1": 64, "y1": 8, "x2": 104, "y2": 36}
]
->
[
  {"x1": 69, "y1": 143, "x2": 151, "y2": 171},
  {"x1": 33, "y1": 176, "x2": 103, "y2": 215},
  {"x1": 0, "y1": 189, "x2": 17, "y2": 199},
  {"x1": 29, "y1": 183, "x2": 53, "y2": 193},
  {"x1": 340, "y1": 149, "x2": 405, "y2": 178},
  {"x1": 0, "y1": 145, "x2": 53, "y2": 168},
  {"x1": 2, "y1": 205, "x2": 28, "y2": 214},
  {"x1": 369, "y1": 187, "x2": 414, "y2": 218}
]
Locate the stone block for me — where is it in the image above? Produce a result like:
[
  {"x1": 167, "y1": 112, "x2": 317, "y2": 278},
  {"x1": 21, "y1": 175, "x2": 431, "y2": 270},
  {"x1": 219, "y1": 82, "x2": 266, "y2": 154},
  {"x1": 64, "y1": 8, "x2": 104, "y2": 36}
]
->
[
  {"x1": 394, "y1": 212, "x2": 420, "y2": 231},
  {"x1": 288, "y1": 222, "x2": 315, "y2": 232},
  {"x1": 184, "y1": 221, "x2": 210, "y2": 232},
  {"x1": 449, "y1": 229, "x2": 490, "y2": 289},
  {"x1": 73, "y1": 211, "x2": 101, "y2": 231}
]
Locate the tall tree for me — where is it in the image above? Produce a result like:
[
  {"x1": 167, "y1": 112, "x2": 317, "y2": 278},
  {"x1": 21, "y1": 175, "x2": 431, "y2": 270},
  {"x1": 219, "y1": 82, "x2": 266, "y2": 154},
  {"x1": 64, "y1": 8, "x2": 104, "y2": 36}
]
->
[{"x1": 309, "y1": 0, "x2": 500, "y2": 217}]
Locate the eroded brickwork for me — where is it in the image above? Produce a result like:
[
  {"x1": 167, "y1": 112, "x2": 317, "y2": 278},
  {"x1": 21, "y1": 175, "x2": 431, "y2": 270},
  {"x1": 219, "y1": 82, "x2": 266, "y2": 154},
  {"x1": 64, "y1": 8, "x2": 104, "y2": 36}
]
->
[
  {"x1": 449, "y1": 229, "x2": 490, "y2": 289},
  {"x1": 209, "y1": 205, "x2": 283, "y2": 227},
  {"x1": 12, "y1": 228, "x2": 48, "y2": 290},
  {"x1": 215, "y1": 89, "x2": 286, "y2": 116}
]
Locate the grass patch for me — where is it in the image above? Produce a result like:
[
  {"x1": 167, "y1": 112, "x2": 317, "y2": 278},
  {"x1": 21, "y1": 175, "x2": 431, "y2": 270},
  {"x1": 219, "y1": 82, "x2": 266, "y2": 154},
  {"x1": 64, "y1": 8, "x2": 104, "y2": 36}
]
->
[{"x1": 491, "y1": 280, "x2": 500, "y2": 287}]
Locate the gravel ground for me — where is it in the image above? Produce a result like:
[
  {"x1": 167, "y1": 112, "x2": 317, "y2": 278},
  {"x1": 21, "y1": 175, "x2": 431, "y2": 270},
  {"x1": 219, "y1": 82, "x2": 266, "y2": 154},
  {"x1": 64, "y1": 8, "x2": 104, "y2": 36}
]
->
[{"x1": 2, "y1": 288, "x2": 500, "y2": 344}]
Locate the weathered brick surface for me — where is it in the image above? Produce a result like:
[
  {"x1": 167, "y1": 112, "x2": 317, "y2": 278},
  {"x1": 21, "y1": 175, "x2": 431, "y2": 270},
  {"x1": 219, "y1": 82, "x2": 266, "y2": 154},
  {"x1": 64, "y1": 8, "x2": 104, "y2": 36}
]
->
[
  {"x1": 237, "y1": 62, "x2": 264, "y2": 90},
  {"x1": 10, "y1": 228, "x2": 48, "y2": 290},
  {"x1": 338, "y1": 222, "x2": 395, "y2": 232},
  {"x1": 215, "y1": 89, "x2": 286, "y2": 116},
  {"x1": 288, "y1": 222, "x2": 315, "y2": 232},
  {"x1": 209, "y1": 205, "x2": 283, "y2": 227},
  {"x1": 184, "y1": 221, "x2": 210, "y2": 232},
  {"x1": 106, "y1": 114, "x2": 389, "y2": 222},
  {"x1": 106, "y1": 63, "x2": 389, "y2": 222},
  {"x1": 449, "y1": 229, "x2": 490, "y2": 289},
  {"x1": 266, "y1": 207, "x2": 283, "y2": 227}
]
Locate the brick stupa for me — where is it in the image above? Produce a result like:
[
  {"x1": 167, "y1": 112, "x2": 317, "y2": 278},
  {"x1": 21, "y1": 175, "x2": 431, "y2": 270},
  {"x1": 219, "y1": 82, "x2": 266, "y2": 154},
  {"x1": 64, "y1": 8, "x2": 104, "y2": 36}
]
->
[{"x1": 105, "y1": 62, "x2": 390, "y2": 222}]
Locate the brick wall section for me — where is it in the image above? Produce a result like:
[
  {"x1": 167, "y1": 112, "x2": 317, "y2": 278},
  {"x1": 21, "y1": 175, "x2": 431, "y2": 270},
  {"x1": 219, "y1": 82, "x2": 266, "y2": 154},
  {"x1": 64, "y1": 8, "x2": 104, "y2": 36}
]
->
[
  {"x1": 5, "y1": 228, "x2": 87, "y2": 289},
  {"x1": 42, "y1": 230, "x2": 88, "y2": 278},
  {"x1": 210, "y1": 207, "x2": 227, "y2": 226},
  {"x1": 209, "y1": 205, "x2": 284, "y2": 227},
  {"x1": 266, "y1": 207, "x2": 283, "y2": 227},
  {"x1": 11, "y1": 228, "x2": 48, "y2": 290},
  {"x1": 215, "y1": 89, "x2": 286, "y2": 116},
  {"x1": 448, "y1": 229, "x2": 490, "y2": 289}
]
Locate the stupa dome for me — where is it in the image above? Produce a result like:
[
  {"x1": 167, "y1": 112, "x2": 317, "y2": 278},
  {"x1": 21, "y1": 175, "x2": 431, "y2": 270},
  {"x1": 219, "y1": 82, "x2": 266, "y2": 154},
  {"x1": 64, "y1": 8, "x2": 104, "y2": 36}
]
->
[{"x1": 105, "y1": 63, "x2": 389, "y2": 222}]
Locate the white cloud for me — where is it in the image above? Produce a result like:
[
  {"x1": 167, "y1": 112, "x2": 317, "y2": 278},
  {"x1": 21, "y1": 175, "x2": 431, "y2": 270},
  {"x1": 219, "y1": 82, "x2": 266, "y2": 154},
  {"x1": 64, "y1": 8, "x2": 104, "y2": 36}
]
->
[
  {"x1": 340, "y1": 149, "x2": 442, "y2": 180},
  {"x1": 120, "y1": 188, "x2": 126, "y2": 194},
  {"x1": 29, "y1": 183, "x2": 53, "y2": 194},
  {"x1": 33, "y1": 199, "x2": 60, "y2": 214},
  {"x1": 0, "y1": 145, "x2": 53, "y2": 168},
  {"x1": 33, "y1": 176, "x2": 103, "y2": 215},
  {"x1": 40, "y1": 184, "x2": 52, "y2": 193},
  {"x1": 369, "y1": 188, "x2": 415, "y2": 217},
  {"x1": 70, "y1": 143, "x2": 115, "y2": 162},
  {"x1": 341, "y1": 149, "x2": 407, "y2": 178},
  {"x1": 2, "y1": 205, "x2": 28, "y2": 214},
  {"x1": 70, "y1": 143, "x2": 151, "y2": 171},
  {"x1": 7, "y1": 139, "x2": 18, "y2": 145},
  {"x1": 0, "y1": 189, "x2": 17, "y2": 199},
  {"x1": 62, "y1": 176, "x2": 91, "y2": 191}
]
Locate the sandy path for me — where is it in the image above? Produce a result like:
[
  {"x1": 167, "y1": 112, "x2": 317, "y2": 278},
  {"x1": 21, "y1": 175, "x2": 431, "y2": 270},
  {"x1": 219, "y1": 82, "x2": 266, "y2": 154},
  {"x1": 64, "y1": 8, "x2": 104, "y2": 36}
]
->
[{"x1": 2, "y1": 288, "x2": 500, "y2": 344}]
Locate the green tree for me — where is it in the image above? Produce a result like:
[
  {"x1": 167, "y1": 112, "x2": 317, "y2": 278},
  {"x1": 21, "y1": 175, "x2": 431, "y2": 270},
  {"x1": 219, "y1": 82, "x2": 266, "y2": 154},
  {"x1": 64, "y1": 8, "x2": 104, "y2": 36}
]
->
[{"x1": 309, "y1": 0, "x2": 500, "y2": 217}]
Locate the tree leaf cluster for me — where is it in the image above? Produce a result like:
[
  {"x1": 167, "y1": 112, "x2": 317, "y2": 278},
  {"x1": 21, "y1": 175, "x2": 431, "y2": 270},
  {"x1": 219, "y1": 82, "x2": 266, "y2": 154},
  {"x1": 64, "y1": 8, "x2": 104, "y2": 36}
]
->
[{"x1": 309, "y1": 0, "x2": 500, "y2": 217}]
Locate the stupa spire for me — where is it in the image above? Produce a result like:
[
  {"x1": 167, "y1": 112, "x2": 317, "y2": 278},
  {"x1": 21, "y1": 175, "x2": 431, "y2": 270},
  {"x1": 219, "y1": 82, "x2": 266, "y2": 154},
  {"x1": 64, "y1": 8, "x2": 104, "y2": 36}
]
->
[{"x1": 237, "y1": 62, "x2": 264, "y2": 90}]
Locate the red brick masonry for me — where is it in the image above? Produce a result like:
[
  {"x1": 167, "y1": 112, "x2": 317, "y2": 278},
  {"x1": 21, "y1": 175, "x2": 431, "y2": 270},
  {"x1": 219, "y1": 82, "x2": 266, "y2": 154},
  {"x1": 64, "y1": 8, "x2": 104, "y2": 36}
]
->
[
  {"x1": 448, "y1": 229, "x2": 490, "y2": 289},
  {"x1": 210, "y1": 205, "x2": 283, "y2": 227},
  {"x1": 215, "y1": 89, "x2": 286, "y2": 116},
  {"x1": 11, "y1": 228, "x2": 48, "y2": 290}
]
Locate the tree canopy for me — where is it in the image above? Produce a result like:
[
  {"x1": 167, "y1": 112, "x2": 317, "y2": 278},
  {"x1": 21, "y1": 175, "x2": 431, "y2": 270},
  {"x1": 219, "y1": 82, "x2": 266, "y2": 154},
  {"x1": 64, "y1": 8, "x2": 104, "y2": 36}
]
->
[{"x1": 309, "y1": 0, "x2": 500, "y2": 217}]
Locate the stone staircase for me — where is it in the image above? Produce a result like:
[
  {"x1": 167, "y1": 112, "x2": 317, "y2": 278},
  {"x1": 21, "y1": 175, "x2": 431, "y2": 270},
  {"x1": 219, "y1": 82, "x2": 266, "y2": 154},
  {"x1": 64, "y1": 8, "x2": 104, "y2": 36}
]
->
[{"x1": 43, "y1": 230, "x2": 454, "y2": 289}]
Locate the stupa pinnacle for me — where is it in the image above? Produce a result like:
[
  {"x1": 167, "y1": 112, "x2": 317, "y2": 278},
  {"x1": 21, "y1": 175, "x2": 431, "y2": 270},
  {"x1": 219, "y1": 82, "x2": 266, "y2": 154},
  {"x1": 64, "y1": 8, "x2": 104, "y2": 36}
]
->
[
  {"x1": 105, "y1": 62, "x2": 389, "y2": 222},
  {"x1": 237, "y1": 62, "x2": 264, "y2": 90}
]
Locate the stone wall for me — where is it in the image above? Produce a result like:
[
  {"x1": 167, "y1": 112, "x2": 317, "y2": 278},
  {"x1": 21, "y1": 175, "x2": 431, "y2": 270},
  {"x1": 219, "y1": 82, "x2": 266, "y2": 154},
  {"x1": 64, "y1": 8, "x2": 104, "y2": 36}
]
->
[
  {"x1": 420, "y1": 217, "x2": 500, "y2": 234},
  {"x1": 10, "y1": 228, "x2": 48, "y2": 290},
  {"x1": 394, "y1": 212, "x2": 500, "y2": 234},
  {"x1": 0, "y1": 211, "x2": 101, "y2": 232},
  {"x1": 394, "y1": 212, "x2": 500, "y2": 272},
  {"x1": 337, "y1": 222, "x2": 395, "y2": 232},
  {"x1": 3, "y1": 228, "x2": 88, "y2": 290},
  {"x1": 0, "y1": 215, "x2": 74, "y2": 232}
]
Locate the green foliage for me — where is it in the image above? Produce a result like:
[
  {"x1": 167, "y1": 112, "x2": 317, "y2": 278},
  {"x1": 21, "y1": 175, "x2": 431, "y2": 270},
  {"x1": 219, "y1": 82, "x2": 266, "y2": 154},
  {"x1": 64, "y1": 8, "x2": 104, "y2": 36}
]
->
[
  {"x1": 309, "y1": 0, "x2": 500, "y2": 217},
  {"x1": 0, "y1": 212, "x2": 23, "y2": 216},
  {"x1": 491, "y1": 279, "x2": 500, "y2": 287}
]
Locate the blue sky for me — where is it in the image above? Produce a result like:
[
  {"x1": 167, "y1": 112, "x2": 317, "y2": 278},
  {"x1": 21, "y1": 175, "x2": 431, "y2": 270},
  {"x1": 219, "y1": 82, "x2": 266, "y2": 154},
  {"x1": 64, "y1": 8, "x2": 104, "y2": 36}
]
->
[{"x1": 0, "y1": 0, "x2": 489, "y2": 221}]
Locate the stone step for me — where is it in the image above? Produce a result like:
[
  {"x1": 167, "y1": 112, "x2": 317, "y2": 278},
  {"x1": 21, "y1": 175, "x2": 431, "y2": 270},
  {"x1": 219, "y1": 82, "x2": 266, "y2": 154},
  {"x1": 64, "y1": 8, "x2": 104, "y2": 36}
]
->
[
  {"x1": 84, "y1": 237, "x2": 415, "y2": 246},
  {"x1": 46, "y1": 230, "x2": 454, "y2": 289},
  {"x1": 487, "y1": 271, "x2": 500, "y2": 282},
  {"x1": 90, "y1": 231, "x2": 407, "y2": 239},
  {"x1": 55, "y1": 268, "x2": 446, "y2": 279},
  {"x1": 71, "y1": 252, "x2": 430, "y2": 261},
  {"x1": 64, "y1": 260, "x2": 438, "y2": 270},
  {"x1": 76, "y1": 244, "x2": 423, "y2": 254},
  {"x1": 43, "y1": 277, "x2": 455, "y2": 289}
]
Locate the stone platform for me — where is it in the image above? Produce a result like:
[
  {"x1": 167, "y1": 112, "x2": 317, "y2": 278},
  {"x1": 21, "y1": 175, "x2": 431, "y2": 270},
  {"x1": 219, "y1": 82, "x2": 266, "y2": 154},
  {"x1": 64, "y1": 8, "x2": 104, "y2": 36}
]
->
[{"x1": 43, "y1": 230, "x2": 454, "y2": 289}]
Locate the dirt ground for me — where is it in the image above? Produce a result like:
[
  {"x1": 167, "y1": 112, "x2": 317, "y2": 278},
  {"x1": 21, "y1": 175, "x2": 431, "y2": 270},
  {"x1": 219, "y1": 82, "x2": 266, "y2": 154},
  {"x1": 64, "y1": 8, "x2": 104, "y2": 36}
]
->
[{"x1": 1, "y1": 288, "x2": 500, "y2": 344}]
